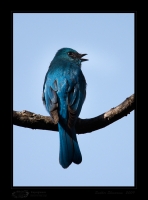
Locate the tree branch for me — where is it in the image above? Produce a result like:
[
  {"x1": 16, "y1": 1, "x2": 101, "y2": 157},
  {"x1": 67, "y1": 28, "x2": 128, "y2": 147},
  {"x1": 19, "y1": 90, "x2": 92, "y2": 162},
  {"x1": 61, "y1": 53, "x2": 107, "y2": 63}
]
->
[{"x1": 13, "y1": 94, "x2": 135, "y2": 134}]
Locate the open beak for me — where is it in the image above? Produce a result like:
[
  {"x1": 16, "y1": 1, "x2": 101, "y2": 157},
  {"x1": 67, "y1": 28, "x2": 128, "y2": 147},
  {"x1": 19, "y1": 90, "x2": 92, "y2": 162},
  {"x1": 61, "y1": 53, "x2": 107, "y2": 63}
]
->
[{"x1": 78, "y1": 53, "x2": 88, "y2": 62}]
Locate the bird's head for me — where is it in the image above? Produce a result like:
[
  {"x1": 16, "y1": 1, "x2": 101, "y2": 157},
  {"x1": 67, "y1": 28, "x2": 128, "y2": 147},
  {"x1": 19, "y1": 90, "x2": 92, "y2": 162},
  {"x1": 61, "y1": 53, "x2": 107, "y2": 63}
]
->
[{"x1": 54, "y1": 48, "x2": 88, "y2": 66}]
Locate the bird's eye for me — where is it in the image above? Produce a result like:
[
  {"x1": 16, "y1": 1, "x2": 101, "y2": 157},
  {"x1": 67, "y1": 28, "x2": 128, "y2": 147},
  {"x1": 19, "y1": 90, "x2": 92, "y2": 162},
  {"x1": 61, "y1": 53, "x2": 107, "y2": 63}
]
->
[{"x1": 68, "y1": 52, "x2": 73, "y2": 56}]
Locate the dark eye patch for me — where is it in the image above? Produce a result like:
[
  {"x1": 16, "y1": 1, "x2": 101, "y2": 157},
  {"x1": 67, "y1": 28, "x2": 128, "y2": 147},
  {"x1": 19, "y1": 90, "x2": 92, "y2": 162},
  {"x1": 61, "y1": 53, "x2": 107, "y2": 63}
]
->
[{"x1": 68, "y1": 52, "x2": 73, "y2": 56}]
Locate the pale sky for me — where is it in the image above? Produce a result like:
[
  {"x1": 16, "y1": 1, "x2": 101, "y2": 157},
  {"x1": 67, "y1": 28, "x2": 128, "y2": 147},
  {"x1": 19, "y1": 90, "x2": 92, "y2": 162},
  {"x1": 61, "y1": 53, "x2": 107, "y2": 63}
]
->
[{"x1": 13, "y1": 13, "x2": 134, "y2": 186}]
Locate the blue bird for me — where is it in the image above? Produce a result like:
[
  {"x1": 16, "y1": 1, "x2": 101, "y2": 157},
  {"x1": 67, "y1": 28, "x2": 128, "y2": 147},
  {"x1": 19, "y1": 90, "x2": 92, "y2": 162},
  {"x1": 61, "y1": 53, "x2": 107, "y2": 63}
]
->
[{"x1": 42, "y1": 48, "x2": 88, "y2": 168}]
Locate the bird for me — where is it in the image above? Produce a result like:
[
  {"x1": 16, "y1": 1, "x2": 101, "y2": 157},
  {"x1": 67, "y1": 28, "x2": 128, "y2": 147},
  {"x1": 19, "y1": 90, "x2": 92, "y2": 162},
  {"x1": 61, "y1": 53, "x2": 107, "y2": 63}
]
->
[{"x1": 42, "y1": 48, "x2": 88, "y2": 168}]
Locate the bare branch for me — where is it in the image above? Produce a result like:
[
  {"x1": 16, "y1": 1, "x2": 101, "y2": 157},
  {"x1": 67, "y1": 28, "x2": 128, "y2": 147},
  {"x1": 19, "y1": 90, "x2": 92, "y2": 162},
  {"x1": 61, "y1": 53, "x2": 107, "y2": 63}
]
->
[{"x1": 13, "y1": 94, "x2": 135, "y2": 134}]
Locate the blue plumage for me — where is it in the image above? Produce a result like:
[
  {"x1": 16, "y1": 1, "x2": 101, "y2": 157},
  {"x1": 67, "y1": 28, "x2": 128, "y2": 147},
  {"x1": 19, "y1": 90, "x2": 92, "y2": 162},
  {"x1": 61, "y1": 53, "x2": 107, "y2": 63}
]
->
[{"x1": 42, "y1": 48, "x2": 88, "y2": 168}]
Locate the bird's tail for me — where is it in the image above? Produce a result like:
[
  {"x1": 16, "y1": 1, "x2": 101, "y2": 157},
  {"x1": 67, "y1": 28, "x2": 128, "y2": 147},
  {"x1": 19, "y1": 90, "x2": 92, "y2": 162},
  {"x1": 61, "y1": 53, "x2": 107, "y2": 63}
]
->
[{"x1": 58, "y1": 122, "x2": 82, "y2": 168}]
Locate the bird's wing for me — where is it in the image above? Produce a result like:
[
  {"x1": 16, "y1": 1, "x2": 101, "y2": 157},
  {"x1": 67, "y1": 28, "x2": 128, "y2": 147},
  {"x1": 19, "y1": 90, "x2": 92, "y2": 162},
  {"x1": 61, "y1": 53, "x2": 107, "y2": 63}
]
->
[
  {"x1": 43, "y1": 77, "x2": 59, "y2": 124},
  {"x1": 68, "y1": 82, "x2": 86, "y2": 129}
]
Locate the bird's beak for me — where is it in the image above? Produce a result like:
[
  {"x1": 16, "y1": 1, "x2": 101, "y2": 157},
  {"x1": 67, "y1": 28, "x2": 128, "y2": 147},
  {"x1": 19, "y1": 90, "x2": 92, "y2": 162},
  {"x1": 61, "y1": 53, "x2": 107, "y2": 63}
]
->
[{"x1": 78, "y1": 53, "x2": 88, "y2": 62}]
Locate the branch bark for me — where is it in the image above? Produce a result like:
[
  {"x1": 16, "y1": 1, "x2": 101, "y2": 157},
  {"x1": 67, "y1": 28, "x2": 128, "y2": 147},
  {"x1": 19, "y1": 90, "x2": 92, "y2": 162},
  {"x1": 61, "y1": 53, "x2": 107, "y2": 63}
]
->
[{"x1": 13, "y1": 94, "x2": 135, "y2": 134}]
